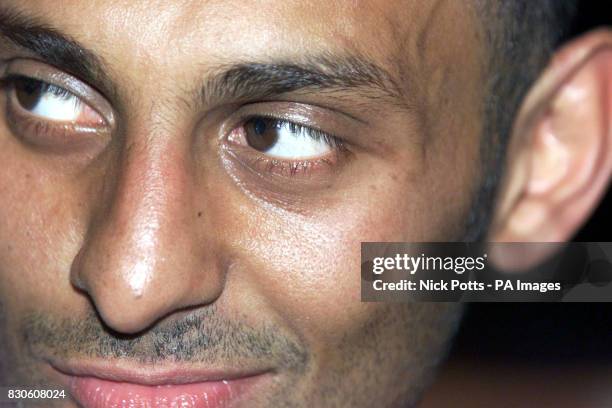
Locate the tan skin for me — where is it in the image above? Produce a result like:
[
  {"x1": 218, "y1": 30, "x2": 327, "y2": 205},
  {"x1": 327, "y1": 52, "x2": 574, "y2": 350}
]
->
[{"x1": 0, "y1": 1, "x2": 611, "y2": 407}]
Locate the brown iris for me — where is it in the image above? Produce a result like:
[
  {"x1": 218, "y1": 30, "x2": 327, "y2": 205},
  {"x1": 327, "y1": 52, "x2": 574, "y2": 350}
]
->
[
  {"x1": 244, "y1": 118, "x2": 279, "y2": 152},
  {"x1": 14, "y1": 77, "x2": 44, "y2": 111}
]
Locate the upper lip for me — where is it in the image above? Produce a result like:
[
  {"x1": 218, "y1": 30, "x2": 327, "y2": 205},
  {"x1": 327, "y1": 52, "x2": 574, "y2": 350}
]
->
[{"x1": 48, "y1": 358, "x2": 272, "y2": 386}]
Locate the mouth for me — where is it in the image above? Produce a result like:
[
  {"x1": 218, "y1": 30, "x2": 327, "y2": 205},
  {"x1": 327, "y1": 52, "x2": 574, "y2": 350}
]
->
[{"x1": 48, "y1": 358, "x2": 273, "y2": 408}]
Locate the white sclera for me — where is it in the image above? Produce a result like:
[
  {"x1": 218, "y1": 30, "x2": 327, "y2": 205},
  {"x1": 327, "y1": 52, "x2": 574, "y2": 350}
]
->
[
  {"x1": 29, "y1": 91, "x2": 82, "y2": 121},
  {"x1": 263, "y1": 122, "x2": 331, "y2": 159}
]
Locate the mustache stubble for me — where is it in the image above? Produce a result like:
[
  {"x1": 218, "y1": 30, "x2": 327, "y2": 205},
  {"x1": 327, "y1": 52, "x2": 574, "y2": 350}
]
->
[{"x1": 19, "y1": 304, "x2": 309, "y2": 371}]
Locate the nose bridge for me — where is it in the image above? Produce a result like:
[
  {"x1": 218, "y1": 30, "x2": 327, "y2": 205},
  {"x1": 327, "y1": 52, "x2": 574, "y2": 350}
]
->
[
  {"x1": 108, "y1": 139, "x2": 184, "y2": 295},
  {"x1": 72, "y1": 126, "x2": 221, "y2": 333}
]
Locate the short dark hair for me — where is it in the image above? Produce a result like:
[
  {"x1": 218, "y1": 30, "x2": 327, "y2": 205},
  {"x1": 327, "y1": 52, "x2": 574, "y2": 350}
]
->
[{"x1": 465, "y1": 0, "x2": 580, "y2": 240}]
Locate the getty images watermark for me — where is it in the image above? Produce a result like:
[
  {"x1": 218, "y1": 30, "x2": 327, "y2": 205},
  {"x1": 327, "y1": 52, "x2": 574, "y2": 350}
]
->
[{"x1": 361, "y1": 243, "x2": 612, "y2": 302}]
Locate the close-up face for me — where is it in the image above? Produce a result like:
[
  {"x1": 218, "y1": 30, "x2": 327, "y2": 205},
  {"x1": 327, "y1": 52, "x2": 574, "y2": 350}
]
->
[{"x1": 0, "y1": 0, "x2": 610, "y2": 407}]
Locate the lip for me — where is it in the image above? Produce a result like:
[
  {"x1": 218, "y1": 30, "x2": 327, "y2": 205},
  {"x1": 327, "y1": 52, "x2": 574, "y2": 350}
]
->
[{"x1": 48, "y1": 359, "x2": 272, "y2": 408}]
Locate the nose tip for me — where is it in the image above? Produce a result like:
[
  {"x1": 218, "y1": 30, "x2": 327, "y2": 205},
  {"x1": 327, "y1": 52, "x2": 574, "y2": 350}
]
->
[
  {"x1": 71, "y1": 142, "x2": 224, "y2": 334},
  {"x1": 72, "y1": 246, "x2": 222, "y2": 334}
]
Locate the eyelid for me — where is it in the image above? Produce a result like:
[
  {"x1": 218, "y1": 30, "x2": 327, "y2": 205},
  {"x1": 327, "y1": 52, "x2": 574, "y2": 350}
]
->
[
  {"x1": 1, "y1": 58, "x2": 115, "y2": 128},
  {"x1": 220, "y1": 101, "x2": 360, "y2": 146},
  {"x1": 244, "y1": 116, "x2": 342, "y2": 145}
]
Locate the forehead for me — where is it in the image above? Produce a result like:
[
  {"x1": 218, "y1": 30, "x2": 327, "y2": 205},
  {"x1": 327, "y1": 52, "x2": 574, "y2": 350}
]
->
[{"x1": 3, "y1": 0, "x2": 480, "y2": 83}]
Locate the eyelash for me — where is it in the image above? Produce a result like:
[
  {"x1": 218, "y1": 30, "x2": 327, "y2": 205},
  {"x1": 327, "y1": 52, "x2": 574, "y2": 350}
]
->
[
  {"x1": 12, "y1": 75, "x2": 76, "y2": 98},
  {"x1": 242, "y1": 114, "x2": 343, "y2": 146},
  {"x1": 230, "y1": 115, "x2": 348, "y2": 178},
  {"x1": 0, "y1": 75, "x2": 112, "y2": 153},
  {"x1": 2, "y1": 75, "x2": 78, "y2": 104},
  {"x1": 1, "y1": 75, "x2": 348, "y2": 178},
  {"x1": 2, "y1": 77, "x2": 341, "y2": 145}
]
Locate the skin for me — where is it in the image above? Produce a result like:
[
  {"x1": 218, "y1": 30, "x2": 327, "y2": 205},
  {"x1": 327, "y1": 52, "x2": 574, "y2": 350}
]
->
[
  {"x1": 0, "y1": 0, "x2": 609, "y2": 407},
  {"x1": 0, "y1": 1, "x2": 480, "y2": 406}
]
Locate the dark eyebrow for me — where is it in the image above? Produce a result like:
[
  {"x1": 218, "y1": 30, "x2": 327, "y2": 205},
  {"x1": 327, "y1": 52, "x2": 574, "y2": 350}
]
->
[
  {"x1": 201, "y1": 56, "x2": 410, "y2": 110},
  {"x1": 0, "y1": 6, "x2": 410, "y2": 113},
  {"x1": 0, "y1": 7, "x2": 118, "y2": 102}
]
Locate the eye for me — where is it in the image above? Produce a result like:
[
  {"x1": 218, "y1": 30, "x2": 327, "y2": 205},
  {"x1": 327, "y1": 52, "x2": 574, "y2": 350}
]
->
[
  {"x1": 11, "y1": 76, "x2": 104, "y2": 125},
  {"x1": 237, "y1": 117, "x2": 339, "y2": 159}
]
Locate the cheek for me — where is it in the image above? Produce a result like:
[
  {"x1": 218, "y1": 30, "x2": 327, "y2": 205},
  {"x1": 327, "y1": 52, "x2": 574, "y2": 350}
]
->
[
  {"x1": 218, "y1": 167, "x2": 463, "y2": 351},
  {"x1": 0, "y1": 141, "x2": 88, "y2": 319}
]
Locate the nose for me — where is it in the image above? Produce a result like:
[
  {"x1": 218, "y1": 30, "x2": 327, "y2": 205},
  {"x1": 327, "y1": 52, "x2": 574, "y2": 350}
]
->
[{"x1": 71, "y1": 136, "x2": 224, "y2": 333}]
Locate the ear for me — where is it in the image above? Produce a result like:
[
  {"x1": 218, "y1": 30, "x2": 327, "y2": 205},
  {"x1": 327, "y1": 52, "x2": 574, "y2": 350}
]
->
[{"x1": 489, "y1": 29, "x2": 612, "y2": 249}]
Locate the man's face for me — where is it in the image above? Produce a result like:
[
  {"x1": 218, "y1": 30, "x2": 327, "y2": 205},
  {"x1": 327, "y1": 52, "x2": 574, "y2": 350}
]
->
[{"x1": 0, "y1": 1, "x2": 483, "y2": 407}]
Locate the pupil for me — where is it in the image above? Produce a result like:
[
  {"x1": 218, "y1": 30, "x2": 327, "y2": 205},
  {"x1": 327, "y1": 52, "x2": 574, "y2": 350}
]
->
[
  {"x1": 14, "y1": 78, "x2": 43, "y2": 111},
  {"x1": 254, "y1": 118, "x2": 267, "y2": 135},
  {"x1": 246, "y1": 118, "x2": 278, "y2": 152}
]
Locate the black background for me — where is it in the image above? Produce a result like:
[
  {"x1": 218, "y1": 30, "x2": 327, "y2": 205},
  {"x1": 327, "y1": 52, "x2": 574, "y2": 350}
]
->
[{"x1": 451, "y1": 1, "x2": 612, "y2": 364}]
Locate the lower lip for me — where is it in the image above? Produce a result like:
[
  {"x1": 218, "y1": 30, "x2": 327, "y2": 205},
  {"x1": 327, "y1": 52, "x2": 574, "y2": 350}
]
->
[{"x1": 69, "y1": 376, "x2": 258, "y2": 408}]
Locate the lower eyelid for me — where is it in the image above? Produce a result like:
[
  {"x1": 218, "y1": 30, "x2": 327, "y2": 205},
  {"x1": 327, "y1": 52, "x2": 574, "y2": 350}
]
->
[
  {"x1": 2, "y1": 69, "x2": 115, "y2": 127},
  {"x1": 11, "y1": 85, "x2": 105, "y2": 128},
  {"x1": 79, "y1": 103, "x2": 107, "y2": 126},
  {"x1": 223, "y1": 142, "x2": 342, "y2": 179},
  {"x1": 4, "y1": 94, "x2": 111, "y2": 153},
  {"x1": 8, "y1": 84, "x2": 104, "y2": 125},
  {"x1": 251, "y1": 157, "x2": 334, "y2": 177}
]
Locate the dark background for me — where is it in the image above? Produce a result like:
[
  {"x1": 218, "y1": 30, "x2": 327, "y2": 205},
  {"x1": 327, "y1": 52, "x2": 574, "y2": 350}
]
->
[
  {"x1": 419, "y1": 3, "x2": 612, "y2": 406},
  {"x1": 452, "y1": 188, "x2": 611, "y2": 364},
  {"x1": 452, "y1": 0, "x2": 612, "y2": 365},
  {"x1": 424, "y1": 184, "x2": 612, "y2": 408}
]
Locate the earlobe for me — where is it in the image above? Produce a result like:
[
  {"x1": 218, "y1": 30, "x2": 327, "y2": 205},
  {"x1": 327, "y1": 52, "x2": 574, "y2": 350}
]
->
[{"x1": 490, "y1": 34, "x2": 612, "y2": 249}]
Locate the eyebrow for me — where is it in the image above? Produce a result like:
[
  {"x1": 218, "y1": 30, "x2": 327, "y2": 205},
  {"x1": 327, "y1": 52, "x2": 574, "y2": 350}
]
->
[
  {"x1": 200, "y1": 56, "x2": 408, "y2": 109},
  {"x1": 0, "y1": 7, "x2": 119, "y2": 102},
  {"x1": 0, "y1": 6, "x2": 410, "y2": 112}
]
